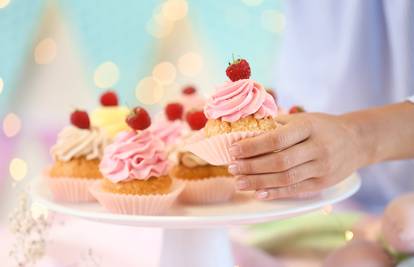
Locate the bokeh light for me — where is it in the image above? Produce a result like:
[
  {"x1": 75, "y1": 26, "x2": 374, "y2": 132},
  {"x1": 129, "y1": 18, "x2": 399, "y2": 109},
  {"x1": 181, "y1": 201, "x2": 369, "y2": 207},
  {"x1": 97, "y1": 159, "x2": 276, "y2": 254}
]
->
[
  {"x1": 94, "y1": 61, "x2": 120, "y2": 88},
  {"x1": 345, "y1": 230, "x2": 354, "y2": 241},
  {"x1": 31, "y1": 202, "x2": 48, "y2": 220},
  {"x1": 0, "y1": 78, "x2": 3, "y2": 95},
  {"x1": 146, "y1": 16, "x2": 174, "y2": 39},
  {"x1": 152, "y1": 61, "x2": 176, "y2": 85},
  {"x1": 162, "y1": 0, "x2": 188, "y2": 21},
  {"x1": 135, "y1": 77, "x2": 165, "y2": 105},
  {"x1": 0, "y1": 0, "x2": 10, "y2": 8},
  {"x1": 177, "y1": 52, "x2": 203, "y2": 77},
  {"x1": 261, "y1": 9, "x2": 285, "y2": 34},
  {"x1": 3, "y1": 113, "x2": 21, "y2": 137},
  {"x1": 9, "y1": 158, "x2": 27, "y2": 181},
  {"x1": 34, "y1": 38, "x2": 57, "y2": 64},
  {"x1": 241, "y1": 0, "x2": 263, "y2": 6}
]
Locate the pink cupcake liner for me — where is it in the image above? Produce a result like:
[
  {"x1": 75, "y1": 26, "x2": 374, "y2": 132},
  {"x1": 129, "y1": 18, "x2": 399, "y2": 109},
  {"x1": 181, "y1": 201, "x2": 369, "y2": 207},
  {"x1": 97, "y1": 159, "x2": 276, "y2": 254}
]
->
[
  {"x1": 89, "y1": 180, "x2": 184, "y2": 215},
  {"x1": 175, "y1": 176, "x2": 236, "y2": 204},
  {"x1": 184, "y1": 131, "x2": 262, "y2": 165},
  {"x1": 45, "y1": 175, "x2": 98, "y2": 203}
]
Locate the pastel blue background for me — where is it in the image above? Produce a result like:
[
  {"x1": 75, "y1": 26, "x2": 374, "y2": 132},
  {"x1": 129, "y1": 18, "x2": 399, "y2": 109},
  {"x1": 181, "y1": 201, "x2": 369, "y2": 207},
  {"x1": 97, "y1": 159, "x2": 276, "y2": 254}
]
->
[{"x1": 0, "y1": 0, "x2": 283, "y2": 115}]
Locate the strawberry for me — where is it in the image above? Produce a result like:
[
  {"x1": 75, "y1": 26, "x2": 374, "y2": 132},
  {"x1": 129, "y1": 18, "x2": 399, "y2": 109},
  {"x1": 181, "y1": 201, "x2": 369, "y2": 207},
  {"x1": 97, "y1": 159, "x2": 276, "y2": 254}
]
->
[
  {"x1": 289, "y1": 105, "x2": 305, "y2": 114},
  {"x1": 100, "y1": 90, "x2": 118, "y2": 106},
  {"x1": 226, "y1": 58, "x2": 251, "y2": 82},
  {"x1": 182, "y1": 86, "x2": 196, "y2": 95},
  {"x1": 165, "y1": 102, "x2": 184, "y2": 121},
  {"x1": 126, "y1": 107, "x2": 151, "y2": 130},
  {"x1": 70, "y1": 110, "x2": 90, "y2": 129},
  {"x1": 186, "y1": 110, "x2": 207, "y2": 130}
]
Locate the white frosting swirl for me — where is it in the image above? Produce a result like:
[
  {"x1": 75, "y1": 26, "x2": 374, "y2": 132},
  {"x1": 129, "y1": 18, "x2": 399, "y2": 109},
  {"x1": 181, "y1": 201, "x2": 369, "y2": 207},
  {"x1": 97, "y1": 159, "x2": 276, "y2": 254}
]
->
[{"x1": 50, "y1": 126, "x2": 109, "y2": 162}]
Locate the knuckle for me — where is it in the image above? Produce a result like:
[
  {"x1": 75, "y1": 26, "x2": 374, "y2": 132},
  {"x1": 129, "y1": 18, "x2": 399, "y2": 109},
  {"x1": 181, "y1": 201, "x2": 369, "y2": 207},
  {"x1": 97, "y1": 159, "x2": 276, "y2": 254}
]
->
[
  {"x1": 281, "y1": 169, "x2": 297, "y2": 186},
  {"x1": 240, "y1": 142, "x2": 254, "y2": 155},
  {"x1": 240, "y1": 161, "x2": 252, "y2": 174},
  {"x1": 276, "y1": 154, "x2": 291, "y2": 170},
  {"x1": 301, "y1": 117, "x2": 314, "y2": 132},
  {"x1": 250, "y1": 176, "x2": 265, "y2": 189},
  {"x1": 269, "y1": 133, "x2": 285, "y2": 150}
]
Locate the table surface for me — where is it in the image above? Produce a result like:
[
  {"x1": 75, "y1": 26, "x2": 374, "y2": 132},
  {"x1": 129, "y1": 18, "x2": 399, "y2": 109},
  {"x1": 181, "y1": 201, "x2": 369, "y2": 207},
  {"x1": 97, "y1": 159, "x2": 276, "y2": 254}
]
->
[{"x1": 1, "y1": 215, "x2": 321, "y2": 267}]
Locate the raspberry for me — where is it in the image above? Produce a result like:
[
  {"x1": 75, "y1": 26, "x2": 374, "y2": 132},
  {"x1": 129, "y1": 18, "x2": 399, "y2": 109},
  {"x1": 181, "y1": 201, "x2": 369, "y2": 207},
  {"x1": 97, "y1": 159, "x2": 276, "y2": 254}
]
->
[
  {"x1": 289, "y1": 106, "x2": 305, "y2": 114},
  {"x1": 126, "y1": 107, "x2": 151, "y2": 130},
  {"x1": 70, "y1": 110, "x2": 90, "y2": 129},
  {"x1": 182, "y1": 86, "x2": 196, "y2": 95},
  {"x1": 186, "y1": 110, "x2": 207, "y2": 130},
  {"x1": 165, "y1": 103, "x2": 184, "y2": 121},
  {"x1": 100, "y1": 90, "x2": 118, "y2": 106},
  {"x1": 226, "y1": 58, "x2": 251, "y2": 82}
]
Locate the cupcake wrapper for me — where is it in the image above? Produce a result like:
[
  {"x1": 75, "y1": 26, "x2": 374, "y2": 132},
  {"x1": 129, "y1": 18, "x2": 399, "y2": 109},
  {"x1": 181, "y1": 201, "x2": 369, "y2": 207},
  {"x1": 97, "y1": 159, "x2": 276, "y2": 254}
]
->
[
  {"x1": 45, "y1": 175, "x2": 98, "y2": 203},
  {"x1": 176, "y1": 176, "x2": 236, "y2": 204},
  {"x1": 89, "y1": 181, "x2": 184, "y2": 215},
  {"x1": 184, "y1": 131, "x2": 262, "y2": 165}
]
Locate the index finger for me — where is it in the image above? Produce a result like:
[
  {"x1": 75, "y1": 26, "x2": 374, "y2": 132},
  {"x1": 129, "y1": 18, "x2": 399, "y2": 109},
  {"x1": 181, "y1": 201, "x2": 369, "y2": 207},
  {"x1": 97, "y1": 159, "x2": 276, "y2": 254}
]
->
[{"x1": 229, "y1": 119, "x2": 312, "y2": 159}]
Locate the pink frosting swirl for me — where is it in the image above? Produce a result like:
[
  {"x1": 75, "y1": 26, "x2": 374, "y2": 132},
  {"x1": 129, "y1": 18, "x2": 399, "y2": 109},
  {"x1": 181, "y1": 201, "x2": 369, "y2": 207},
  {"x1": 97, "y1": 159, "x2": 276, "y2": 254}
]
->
[
  {"x1": 149, "y1": 115, "x2": 189, "y2": 146},
  {"x1": 204, "y1": 79, "x2": 278, "y2": 122},
  {"x1": 99, "y1": 130, "x2": 169, "y2": 183}
]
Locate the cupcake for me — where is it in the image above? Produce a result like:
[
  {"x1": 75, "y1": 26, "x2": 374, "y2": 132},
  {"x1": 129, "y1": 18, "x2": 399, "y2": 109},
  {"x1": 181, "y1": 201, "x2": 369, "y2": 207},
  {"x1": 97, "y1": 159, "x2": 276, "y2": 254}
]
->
[
  {"x1": 90, "y1": 90, "x2": 130, "y2": 139},
  {"x1": 89, "y1": 107, "x2": 183, "y2": 215},
  {"x1": 186, "y1": 58, "x2": 279, "y2": 165},
  {"x1": 180, "y1": 85, "x2": 206, "y2": 113},
  {"x1": 150, "y1": 102, "x2": 190, "y2": 148},
  {"x1": 47, "y1": 110, "x2": 109, "y2": 202},
  {"x1": 170, "y1": 134, "x2": 235, "y2": 204}
]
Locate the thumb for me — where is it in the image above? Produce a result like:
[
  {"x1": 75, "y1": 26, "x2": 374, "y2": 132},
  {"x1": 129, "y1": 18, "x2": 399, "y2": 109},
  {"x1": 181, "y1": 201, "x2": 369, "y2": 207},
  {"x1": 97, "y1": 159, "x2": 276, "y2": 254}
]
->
[{"x1": 274, "y1": 114, "x2": 295, "y2": 125}]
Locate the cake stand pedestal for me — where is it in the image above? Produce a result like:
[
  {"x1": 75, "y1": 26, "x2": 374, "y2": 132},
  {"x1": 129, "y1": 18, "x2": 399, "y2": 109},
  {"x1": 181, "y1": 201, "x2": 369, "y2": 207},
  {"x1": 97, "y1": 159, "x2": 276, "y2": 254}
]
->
[
  {"x1": 31, "y1": 174, "x2": 361, "y2": 267},
  {"x1": 160, "y1": 228, "x2": 233, "y2": 267}
]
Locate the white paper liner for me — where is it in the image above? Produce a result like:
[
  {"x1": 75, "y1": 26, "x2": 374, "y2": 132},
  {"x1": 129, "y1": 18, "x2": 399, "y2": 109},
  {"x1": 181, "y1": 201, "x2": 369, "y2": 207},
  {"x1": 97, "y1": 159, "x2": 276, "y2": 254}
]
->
[
  {"x1": 184, "y1": 131, "x2": 262, "y2": 165},
  {"x1": 89, "y1": 180, "x2": 184, "y2": 215},
  {"x1": 45, "y1": 175, "x2": 98, "y2": 203},
  {"x1": 175, "y1": 176, "x2": 236, "y2": 204}
]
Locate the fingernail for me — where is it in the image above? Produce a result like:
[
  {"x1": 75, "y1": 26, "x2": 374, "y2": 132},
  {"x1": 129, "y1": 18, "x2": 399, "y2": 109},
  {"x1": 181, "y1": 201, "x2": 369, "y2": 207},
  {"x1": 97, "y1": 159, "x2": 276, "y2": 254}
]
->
[
  {"x1": 229, "y1": 145, "x2": 241, "y2": 158},
  {"x1": 228, "y1": 164, "x2": 239, "y2": 175},
  {"x1": 236, "y1": 178, "x2": 249, "y2": 190},
  {"x1": 256, "y1": 191, "x2": 269, "y2": 200}
]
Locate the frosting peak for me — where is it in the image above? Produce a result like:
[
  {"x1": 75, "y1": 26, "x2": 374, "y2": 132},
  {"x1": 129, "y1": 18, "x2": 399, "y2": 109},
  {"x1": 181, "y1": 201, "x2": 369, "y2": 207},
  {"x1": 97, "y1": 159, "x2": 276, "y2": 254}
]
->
[
  {"x1": 204, "y1": 79, "x2": 278, "y2": 122},
  {"x1": 91, "y1": 106, "x2": 130, "y2": 138},
  {"x1": 50, "y1": 126, "x2": 109, "y2": 162},
  {"x1": 149, "y1": 115, "x2": 189, "y2": 146},
  {"x1": 99, "y1": 130, "x2": 169, "y2": 183}
]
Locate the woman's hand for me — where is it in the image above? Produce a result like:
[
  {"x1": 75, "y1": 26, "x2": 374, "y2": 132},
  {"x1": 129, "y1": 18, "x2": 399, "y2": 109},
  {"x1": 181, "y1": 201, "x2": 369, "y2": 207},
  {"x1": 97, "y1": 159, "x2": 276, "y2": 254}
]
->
[{"x1": 228, "y1": 113, "x2": 367, "y2": 200}]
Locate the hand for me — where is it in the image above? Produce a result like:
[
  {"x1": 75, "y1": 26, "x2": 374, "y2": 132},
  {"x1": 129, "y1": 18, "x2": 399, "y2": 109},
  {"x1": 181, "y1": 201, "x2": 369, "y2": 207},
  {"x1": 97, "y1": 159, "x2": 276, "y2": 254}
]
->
[{"x1": 228, "y1": 113, "x2": 366, "y2": 200}]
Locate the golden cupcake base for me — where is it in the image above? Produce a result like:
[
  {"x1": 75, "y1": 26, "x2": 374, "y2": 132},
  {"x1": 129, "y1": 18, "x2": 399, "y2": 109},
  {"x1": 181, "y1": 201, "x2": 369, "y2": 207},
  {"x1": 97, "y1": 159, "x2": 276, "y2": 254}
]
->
[
  {"x1": 101, "y1": 175, "x2": 172, "y2": 195},
  {"x1": 204, "y1": 115, "x2": 278, "y2": 137},
  {"x1": 49, "y1": 157, "x2": 103, "y2": 179},
  {"x1": 170, "y1": 165, "x2": 230, "y2": 180}
]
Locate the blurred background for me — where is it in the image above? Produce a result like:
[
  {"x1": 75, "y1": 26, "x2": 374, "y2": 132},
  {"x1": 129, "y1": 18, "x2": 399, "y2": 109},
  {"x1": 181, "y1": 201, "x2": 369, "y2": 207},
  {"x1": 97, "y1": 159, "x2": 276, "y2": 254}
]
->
[
  {"x1": 0, "y1": 0, "x2": 408, "y2": 266},
  {"x1": 0, "y1": 0, "x2": 284, "y2": 215}
]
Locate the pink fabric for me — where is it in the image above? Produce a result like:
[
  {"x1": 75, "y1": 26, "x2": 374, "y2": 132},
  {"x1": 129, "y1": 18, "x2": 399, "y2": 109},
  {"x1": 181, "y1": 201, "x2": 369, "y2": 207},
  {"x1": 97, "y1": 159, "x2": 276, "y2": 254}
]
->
[
  {"x1": 204, "y1": 79, "x2": 278, "y2": 122},
  {"x1": 99, "y1": 130, "x2": 169, "y2": 183}
]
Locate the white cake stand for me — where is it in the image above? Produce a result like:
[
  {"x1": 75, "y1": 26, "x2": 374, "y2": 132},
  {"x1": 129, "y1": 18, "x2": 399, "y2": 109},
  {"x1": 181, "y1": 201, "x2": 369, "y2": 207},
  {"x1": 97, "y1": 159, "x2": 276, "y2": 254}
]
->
[{"x1": 31, "y1": 174, "x2": 361, "y2": 267}]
